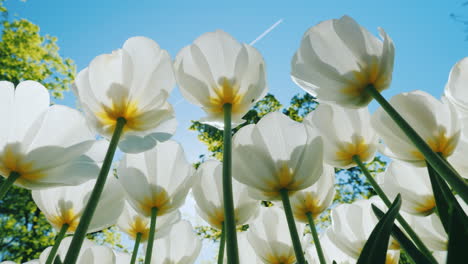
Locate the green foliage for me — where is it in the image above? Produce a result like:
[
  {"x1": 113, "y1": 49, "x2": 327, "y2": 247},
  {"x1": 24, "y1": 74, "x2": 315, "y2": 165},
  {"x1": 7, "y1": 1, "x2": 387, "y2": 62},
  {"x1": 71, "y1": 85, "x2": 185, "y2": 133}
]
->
[
  {"x1": 0, "y1": 2, "x2": 75, "y2": 98},
  {"x1": 0, "y1": 184, "x2": 55, "y2": 262}
]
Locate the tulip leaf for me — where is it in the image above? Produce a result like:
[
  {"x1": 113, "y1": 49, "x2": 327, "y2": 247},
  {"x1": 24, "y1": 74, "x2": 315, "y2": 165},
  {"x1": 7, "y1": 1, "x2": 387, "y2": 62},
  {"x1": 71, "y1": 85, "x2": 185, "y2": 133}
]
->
[
  {"x1": 356, "y1": 194, "x2": 402, "y2": 264},
  {"x1": 447, "y1": 205, "x2": 468, "y2": 264},
  {"x1": 427, "y1": 163, "x2": 468, "y2": 234},
  {"x1": 53, "y1": 256, "x2": 62, "y2": 264},
  {"x1": 373, "y1": 206, "x2": 434, "y2": 264}
]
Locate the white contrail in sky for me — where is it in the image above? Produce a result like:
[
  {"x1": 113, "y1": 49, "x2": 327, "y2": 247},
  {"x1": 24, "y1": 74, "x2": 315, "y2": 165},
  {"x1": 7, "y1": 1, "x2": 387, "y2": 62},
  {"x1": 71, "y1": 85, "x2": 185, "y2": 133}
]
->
[{"x1": 249, "y1": 18, "x2": 284, "y2": 46}]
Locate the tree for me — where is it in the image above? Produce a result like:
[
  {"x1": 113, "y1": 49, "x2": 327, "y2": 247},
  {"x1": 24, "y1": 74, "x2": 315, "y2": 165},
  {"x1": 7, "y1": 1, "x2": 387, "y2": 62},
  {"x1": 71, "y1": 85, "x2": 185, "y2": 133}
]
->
[{"x1": 0, "y1": 1, "x2": 75, "y2": 262}]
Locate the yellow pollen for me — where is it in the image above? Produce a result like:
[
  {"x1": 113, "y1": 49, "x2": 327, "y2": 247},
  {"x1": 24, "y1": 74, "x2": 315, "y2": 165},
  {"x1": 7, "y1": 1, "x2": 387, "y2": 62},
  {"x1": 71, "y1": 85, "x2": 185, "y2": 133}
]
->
[
  {"x1": 341, "y1": 58, "x2": 390, "y2": 97},
  {"x1": 335, "y1": 136, "x2": 371, "y2": 165},
  {"x1": 265, "y1": 254, "x2": 296, "y2": 264},
  {"x1": 96, "y1": 97, "x2": 142, "y2": 134},
  {"x1": 127, "y1": 216, "x2": 150, "y2": 241},
  {"x1": 293, "y1": 194, "x2": 322, "y2": 222},
  {"x1": 207, "y1": 77, "x2": 245, "y2": 114},
  {"x1": 49, "y1": 208, "x2": 78, "y2": 232},
  {"x1": 414, "y1": 196, "x2": 436, "y2": 214},
  {"x1": 141, "y1": 187, "x2": 171, "y2": 216},
  {"x1": 411, "y1": 128, "x2": 457, "y2": 160},
  {"x1": 0, "y1": 143, "x2": 44, "y2": 183}
]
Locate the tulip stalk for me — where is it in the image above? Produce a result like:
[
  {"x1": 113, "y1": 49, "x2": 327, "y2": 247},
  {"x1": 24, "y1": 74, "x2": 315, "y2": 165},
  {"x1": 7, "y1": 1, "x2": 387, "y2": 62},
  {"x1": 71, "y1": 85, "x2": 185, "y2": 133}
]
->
[
  {"x1": 130, "y1": 232, "x2": 142, "y2": 264},
  {"x1": 217, "y1": 222, "x2": 226, "y2": 264},
  {"x1": 63, "y1": 117, "x2": 126, "y2": 264},
  {"x1": 144, "y1": 207, "x2": 158, "y2": 264},
  {"x1": 353, "y1": 155, "x2": 438, "y2": 264},
  {"x1": 306, "y1": 212, "x2": 326, "y2": 264},
  {"x1": 365, "y1": 85, "x2": 468, "y2": 203},
  {"x1": 0, "y1": 171, "x2": 20, "y2": 200},
  {"x1": 45, "y1": 223, "x2": 69, "y2": 264},
  {"x1": 279, "y1": 189, "x2": 306, "y2": 264},
  {"x1": 222, "y1": 103, "x2": 239, "y2": 264}
]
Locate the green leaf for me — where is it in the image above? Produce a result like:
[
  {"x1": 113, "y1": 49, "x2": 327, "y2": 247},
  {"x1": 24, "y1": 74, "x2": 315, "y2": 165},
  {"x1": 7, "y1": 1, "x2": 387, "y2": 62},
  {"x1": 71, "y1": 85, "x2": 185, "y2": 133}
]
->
[
  {"x1": 447, "y1": 205, "x2": 468, "y2": 264},
  {"x1": 356, "y1": 194, "x2": 402, "y2": 264},
  {"x1": 372, "y1": 206, "x2": 434, "y2": 264},
  {"x1": 427, "y1": 163, "x2": 468, "y2": 233}
]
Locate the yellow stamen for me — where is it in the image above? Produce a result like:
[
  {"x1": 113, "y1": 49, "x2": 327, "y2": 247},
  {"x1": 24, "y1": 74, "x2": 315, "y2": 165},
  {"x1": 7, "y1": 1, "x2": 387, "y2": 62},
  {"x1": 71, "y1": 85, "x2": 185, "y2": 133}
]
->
[
  {"x1": 265, "y1": 254, "x2": 296, "y2": 264},
  {"x1": 127, "y1": 216, "x2": 150, "y2": 241},
  {"x1": 96, "y1": 97, "x2": 143, "y2": 134},
  {"x1": 414, "y1": 196, "x2": 436, "y2": 214},
  {"x1": 0, "y1": 143, "x2": 44, "y2": 183},
  {"x1": 140, "y1": 187, "x2": 171, "y2": 216},
  {"x1": 411, "y1": 127, "x2": 457, "y2": 160},
  {"x1": 341, "y1": 58, "x2": 390, "y2": 98},
  {"x1": 293, "y1": 194, "x2": 323, "y2": 222},
  {"x1": 335, "y1": 135, "x2": 372, "y2": 165},
  {"x1": 49, "y1": 208, "x2": 79, "y2": 232},
  {"x1": 207, "y1": 77, "x2": 245, "y2": 114}
]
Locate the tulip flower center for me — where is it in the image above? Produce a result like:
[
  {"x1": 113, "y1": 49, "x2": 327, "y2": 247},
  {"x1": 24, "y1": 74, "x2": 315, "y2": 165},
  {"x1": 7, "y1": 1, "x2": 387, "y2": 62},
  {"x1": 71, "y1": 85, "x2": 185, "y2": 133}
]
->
[
  {"x1": 342, "y1": 58, "x2": 390, "y2": 98},
  {"x1": 265, "y1": 254, "x2": 296, "y2": 264},
  {"x1": 414, "y1": 196, "x2": 436, "y2": 214},
  {"x1": 141, "y1": 186, "x2": 171, "y2": 216},
  {"x1": 0, "y1": 143, "x2": 44, "y2": 182},
  {"x1": 208, "y1": 208, "x2": 225, "y2": 228},
  {"x1": 49, "y1": 208, "x2": 79, "y2": 232},
  {"x1": 208, "y1": 77, "x2": 244, "y2": 113},
  {"x1": 411, "y1": 128, "x2": 457, "y2": 160},
  {"x1": 96, "y1": 96, "x2": 143, "y2": 134},
  {"x1": 335, "y1": 135, "x2": 372, "y2": 165},
  {"x1": 128, "y1": 216, "x2": 149, "y2": 241},
  {"x1": 293, "y1": 194, "x2": 322, "y2": 222}
]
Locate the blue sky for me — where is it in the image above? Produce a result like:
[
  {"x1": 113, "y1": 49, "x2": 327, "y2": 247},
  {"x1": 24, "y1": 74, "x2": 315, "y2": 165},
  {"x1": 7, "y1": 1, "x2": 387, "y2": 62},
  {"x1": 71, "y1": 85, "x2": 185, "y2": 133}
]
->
[{"x1": 4, "y1": 0, "x2": 468, "y2": 262}]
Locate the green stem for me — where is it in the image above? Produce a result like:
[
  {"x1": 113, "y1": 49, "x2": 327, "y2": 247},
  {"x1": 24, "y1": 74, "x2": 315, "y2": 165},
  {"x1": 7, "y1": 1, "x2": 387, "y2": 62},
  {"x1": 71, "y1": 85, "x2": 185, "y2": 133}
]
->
[
  {"x1": 217, "y1": 222, "x2": 226, "y2": 264},
  {"x1": 130, "y1": 232, "x2": 142, "y2": 264},
  {"x1": 0, "y1": 171, "x2": 20, "y2": 200},
  {"x1": 63, "y1": 117, "x2": 126, "y2": 264},
  {"x1": 353, "y1": 155, "x2": 438, "y2": 264},
  {"x1": 45, "y1": 224, "x2": 69, "y2": 264},
  {"x1": 222, "y1": 103, "x2": 239, "y2": 264},
  {"x1": 279, "y1": 188, "x2": 306, "y2": 264},
  {"x1": 144, "y1": 207, "x2": 158, "y2": 264},
  {"x1": 365, "y1": 85, "x2": 468, "y2": 203},
  {"x1": 306, "y1": 212, "x2": 326, "y2": 264}
]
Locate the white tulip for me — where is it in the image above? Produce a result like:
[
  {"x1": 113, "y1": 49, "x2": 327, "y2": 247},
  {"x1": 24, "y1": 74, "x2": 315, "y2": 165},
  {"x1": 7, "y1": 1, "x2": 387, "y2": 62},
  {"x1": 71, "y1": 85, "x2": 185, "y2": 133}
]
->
[
  {"x1": 304, "y1": 103, "x2": 378, "y2": 168},
  {"x1": 32, "y1": 175, "x2": 124, "y2": 234},
  {"x1": 304, "y1": 232, "x2": 355, "y2": 264},
  {"x1": 0, "y1": 81, "x2": 99, "y2": 190},
  {"x1": 192, "y1": 159, "x2": 258, "y2": 229},
  {"x1": 247, "y1": 206, "x2": 304, "y2": 264},
  {"x1": 116, "y1": 201, "x2": 180, "y2": 242},
  {"x1": 174, "y1": 30, "x2": 268, "y2": 128},
  {"x1": 372, "y1": 90, "x2": 460, "y2": 166},
  {"x1": 328, "y1": 197, "x2": 400, "y2": 261},
  {"x1": 74, "y1": 36, "x2": 176, "y2": 153},
  {"x1": 232, "y1": 111, "x2": 323, "y2": 200},
  {"x1": 290, "y1": 164, "x2": 335, "y2": 222},
  {"x1": 118, "y1": 140, "x2": 196, "y2": 217},
  {"x1": 377, "y1": 161, "x2": 435, "y2": 215},
  {"x1": 291, "y1": 15, "x2": 394, "y2": 108},
  {"x1": 444, "y1": 57, "x2": 468, "y2": 119},
  {"x1": 150, "y1": 220, "x2": 202, "y2": 264}
]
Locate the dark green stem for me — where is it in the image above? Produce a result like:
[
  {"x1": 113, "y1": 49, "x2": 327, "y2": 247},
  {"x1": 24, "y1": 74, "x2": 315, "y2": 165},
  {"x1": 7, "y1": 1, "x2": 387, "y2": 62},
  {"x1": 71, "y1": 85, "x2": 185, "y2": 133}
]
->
[
  {"x1": 45, "y1": 224, "x2": 69, "y2": 264},
  {"x1": 353, "y1": 155, "x2": 438, "y2": 264},
  {"x1": 279, "y1": 188, "x2": 306, "y2": 264},
  {"x1": 222, "y1": 103, "x2": 239, "y2": 264},
  {"x1": 144, "y1": 207, "x2": 158, "y2": 264},
  {"x1": 63, "y1": 117, "x2": 126, "y2": 264},
  {"x1": 130, "y1": 232, "x2": 142, "y2": 264},
  {"x1": 0, "y1": 171, "x2": 20, "y2": 200},
  {"x1": 365, "y1": 85, "x2": 468, "y2": 203},
  {"x1": 217, "y1": 222, "x2": 226, "y2": 264},
  {"x1": 306, "y1": 212, "x2": 326, "y2": 264}
]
